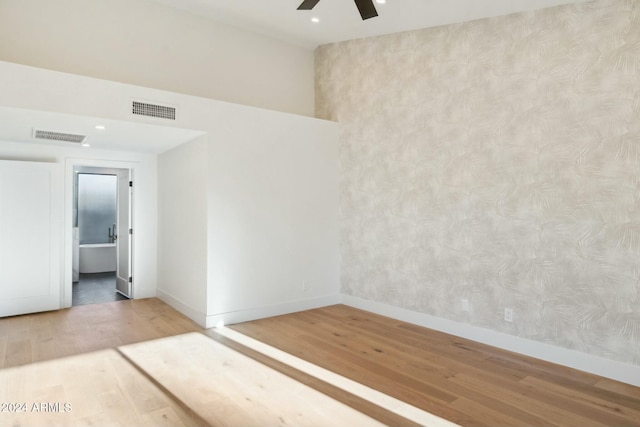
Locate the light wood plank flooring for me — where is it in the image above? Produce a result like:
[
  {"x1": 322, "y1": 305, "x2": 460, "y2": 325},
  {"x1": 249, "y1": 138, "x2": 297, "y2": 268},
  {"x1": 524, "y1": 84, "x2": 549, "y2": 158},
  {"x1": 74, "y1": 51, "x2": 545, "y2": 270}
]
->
[
  {"x1": 120, "y1": 332, "x2": 387, "y2": 427},
  {"x1": 0, "y1": 298, "x2": 202, "y2": 369},
  {"x1": 0, "y1": 349, "x2": 206, "y2": 426},
  {"x1": 230, "y1": 304, "x2": 640, "y2": 427},
  {"x1": 1, "y1": 299, "x2": 639, "y2": 426}
]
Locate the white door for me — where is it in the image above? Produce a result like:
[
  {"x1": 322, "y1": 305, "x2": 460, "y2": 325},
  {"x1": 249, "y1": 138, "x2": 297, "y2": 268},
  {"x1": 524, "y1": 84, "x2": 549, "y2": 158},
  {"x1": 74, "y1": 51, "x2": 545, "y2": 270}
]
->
[
  {"x1": 115, "y1": 170, "x2": 132, "y2": 298},
  {"x1": 0, "y1": 160, "x2": 60, "y2": 317}
]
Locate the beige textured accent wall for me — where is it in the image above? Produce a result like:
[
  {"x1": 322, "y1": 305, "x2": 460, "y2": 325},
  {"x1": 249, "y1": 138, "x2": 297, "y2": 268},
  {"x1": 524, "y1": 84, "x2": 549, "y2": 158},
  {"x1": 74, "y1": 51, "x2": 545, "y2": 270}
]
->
[{"x1": 316, "y1": 0, "x2": 640, "y2": 365}]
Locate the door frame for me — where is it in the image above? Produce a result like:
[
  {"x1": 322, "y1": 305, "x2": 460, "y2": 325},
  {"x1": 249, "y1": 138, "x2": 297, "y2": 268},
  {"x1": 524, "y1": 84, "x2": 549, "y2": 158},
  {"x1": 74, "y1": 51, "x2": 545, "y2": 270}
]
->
[{"x1": 63, "y1": 158, "x2": 137, "y2": 308}]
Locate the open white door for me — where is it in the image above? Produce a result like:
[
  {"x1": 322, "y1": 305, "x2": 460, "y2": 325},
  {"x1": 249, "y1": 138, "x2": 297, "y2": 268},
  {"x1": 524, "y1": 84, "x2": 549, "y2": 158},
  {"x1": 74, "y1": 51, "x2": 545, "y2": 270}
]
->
[
  {"x1": 0, "y1": 160, "x2": 60, "y2": 317},
  {"x1": 115, "y1": 170, "x2": 132, "y2": 298}
]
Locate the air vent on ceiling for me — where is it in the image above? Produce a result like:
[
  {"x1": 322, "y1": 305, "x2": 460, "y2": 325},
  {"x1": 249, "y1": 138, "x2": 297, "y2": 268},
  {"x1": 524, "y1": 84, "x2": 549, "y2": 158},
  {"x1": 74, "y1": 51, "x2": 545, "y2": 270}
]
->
[
  {"x1": 132, "y1": 100, "x2": 176, "y2": 120},
  {"x1": 33, "y1": 129, "x2": 86, "y2": 144}
]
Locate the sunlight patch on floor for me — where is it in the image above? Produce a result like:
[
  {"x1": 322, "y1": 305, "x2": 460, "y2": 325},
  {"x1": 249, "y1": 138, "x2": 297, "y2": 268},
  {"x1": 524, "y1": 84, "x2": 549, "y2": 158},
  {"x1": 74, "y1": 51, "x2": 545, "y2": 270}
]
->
[
  {"x1": 216, "y1": 326, "x2": 461, "y2": 427},
  {"x1": 0, "y1": 349, "x2": 198, "y2": 426},
  {"x1": 120, "y1": 332, "x2": 385, "y2": 426}
]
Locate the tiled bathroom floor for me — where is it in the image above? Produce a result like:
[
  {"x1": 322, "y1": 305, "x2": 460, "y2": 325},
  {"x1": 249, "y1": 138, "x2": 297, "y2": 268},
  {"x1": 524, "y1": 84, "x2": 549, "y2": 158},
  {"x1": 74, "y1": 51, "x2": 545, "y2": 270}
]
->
[{"x1": 72, "y1": 272, "x2": 128, "y2": 306}]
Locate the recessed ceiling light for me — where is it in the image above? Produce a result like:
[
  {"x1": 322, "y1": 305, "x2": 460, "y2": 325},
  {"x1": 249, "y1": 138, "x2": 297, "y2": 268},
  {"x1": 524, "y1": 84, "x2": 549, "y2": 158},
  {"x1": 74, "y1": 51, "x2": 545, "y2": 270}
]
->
[
  {"x1": 81, "y1": 142, "x2": 91, "y2": 148},
  {"x1": 311, "y1": 17, "x2": 320, "y2": 23},
  {"x1": 95, "y1": 125, "x2": 105, "y2": 130},
  {"x1": 375, "y1": 0, "x2": 386, "y2": 3}
]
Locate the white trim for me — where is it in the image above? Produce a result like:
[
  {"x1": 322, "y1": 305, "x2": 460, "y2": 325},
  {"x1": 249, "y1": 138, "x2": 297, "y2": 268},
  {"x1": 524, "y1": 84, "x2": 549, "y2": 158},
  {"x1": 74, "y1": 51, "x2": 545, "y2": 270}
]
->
[
  {"x1": 341, "y1": 294, "x2": 640, "y2": 387},
  {"x1": 156, "y1": 289, "x2": 207, "y2": 327},
  {"x1": 205, "y1": 294, "x2": 342, "y2": 329}
]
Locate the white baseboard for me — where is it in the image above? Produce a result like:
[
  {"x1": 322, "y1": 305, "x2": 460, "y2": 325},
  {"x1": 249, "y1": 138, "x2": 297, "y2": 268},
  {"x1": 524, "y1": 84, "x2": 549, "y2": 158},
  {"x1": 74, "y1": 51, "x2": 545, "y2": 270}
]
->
[
  {"x1": 341, "y1": 294, "x2": 640, "y2": 388},
  {"x1": 156, "y1": 289, "x2": 207, "y2": 327},
  {"x1": 205, "y1": 294, "x2": 342, "y2": 329}
]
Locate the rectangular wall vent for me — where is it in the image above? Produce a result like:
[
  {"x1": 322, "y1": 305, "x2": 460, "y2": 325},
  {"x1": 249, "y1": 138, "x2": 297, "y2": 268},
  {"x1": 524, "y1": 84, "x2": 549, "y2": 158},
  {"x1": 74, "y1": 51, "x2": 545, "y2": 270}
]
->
[
  {"x1": 33, "y1": 129, "x2": 86, "y2": 144},
  {"x1": 132, "y1": 101, "x2": 176, "y2": 120}
]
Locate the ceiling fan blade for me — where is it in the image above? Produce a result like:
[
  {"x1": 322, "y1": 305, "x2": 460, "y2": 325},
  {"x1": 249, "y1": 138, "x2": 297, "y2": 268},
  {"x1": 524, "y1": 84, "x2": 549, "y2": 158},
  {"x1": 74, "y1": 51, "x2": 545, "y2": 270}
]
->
[
  {"x1": 354, "y1": 0, "x2": 378, "y2": 20},
  {"x1": 297, "y1": 0, "x2": 321, "y2": 10}
]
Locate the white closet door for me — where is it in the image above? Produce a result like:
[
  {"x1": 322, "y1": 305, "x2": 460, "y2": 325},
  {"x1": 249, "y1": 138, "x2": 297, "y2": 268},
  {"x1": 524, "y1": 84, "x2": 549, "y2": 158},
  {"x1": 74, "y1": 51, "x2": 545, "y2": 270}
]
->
[{"x1": 0, "y1": 160, "x2": 60, "y2": 317}]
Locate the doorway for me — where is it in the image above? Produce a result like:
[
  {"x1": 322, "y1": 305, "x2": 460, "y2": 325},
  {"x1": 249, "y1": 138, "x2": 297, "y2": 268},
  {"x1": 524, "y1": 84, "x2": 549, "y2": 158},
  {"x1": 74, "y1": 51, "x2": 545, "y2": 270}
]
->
[{"x1": 72, "y1": 166, "x2": 132, "y2": 306}]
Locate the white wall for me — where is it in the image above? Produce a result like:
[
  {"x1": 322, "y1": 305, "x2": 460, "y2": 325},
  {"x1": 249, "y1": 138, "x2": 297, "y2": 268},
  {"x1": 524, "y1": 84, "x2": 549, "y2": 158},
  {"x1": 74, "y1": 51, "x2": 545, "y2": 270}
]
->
[
  {"x1": 0, "y1": 140, "x2": 158, "y2": 303},
  {"x1": 205, "y1": 108, "x2": 341, "y2": 327},
  {"x1": 157, "y1": 136, "x2": 209, "y2": 324},
  {"x1": 0, "y1": 0, "x2": 314, "y2": 117},
  {"x1": 0, "y1": 61, "x2": 340, "y2": 327}
]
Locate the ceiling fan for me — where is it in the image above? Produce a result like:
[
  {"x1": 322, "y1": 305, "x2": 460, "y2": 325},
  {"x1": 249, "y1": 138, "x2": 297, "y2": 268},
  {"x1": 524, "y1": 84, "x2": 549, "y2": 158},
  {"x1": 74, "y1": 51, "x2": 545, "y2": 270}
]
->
[{"x1": 297, "y1": 0, "x2": 378, "y2": 20}]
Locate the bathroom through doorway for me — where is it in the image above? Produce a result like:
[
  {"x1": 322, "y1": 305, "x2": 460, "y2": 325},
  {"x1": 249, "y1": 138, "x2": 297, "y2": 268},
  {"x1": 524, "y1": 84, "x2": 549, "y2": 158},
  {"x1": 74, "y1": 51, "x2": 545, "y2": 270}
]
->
[{"x1": 72, "y1": 166, "x2": 132, "y2": 306}]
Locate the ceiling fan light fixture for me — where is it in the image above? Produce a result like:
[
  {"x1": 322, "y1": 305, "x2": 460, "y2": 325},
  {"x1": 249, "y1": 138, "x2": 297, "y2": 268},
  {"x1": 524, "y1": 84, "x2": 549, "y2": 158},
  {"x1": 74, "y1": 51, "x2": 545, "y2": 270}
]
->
[
  {"x1": 354, "y1": 0, "x2": 378, "y2": 20},
  {"x1": 297, "y1": 0, "x2": 378, "y2": 20},
  {"x1": 297, "y1": 0, "x2": 321, "y2": 10}
]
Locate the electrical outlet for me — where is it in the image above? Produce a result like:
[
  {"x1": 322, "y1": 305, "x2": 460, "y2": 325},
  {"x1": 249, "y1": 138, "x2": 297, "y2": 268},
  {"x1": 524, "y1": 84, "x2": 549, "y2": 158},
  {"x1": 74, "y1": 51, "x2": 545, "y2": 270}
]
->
[
  {"x1": 461, "y1": 298, "x2": 470, "y2": 312},
  {"x1": 504, "y1": 307, "x2": 513, "y2": 322}
]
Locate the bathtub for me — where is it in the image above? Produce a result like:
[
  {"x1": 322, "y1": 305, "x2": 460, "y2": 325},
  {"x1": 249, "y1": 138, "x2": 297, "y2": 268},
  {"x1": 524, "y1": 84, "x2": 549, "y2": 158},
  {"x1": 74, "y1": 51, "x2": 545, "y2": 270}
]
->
[{"x1": 79, "y1": 243, "x2": 117, "y2": 274}]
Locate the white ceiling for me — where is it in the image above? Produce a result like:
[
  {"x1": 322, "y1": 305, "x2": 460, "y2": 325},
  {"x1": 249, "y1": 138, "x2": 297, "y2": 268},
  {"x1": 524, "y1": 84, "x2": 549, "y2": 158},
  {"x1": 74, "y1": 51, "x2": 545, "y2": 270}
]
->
[
  {"x1": 0, "y1": 107, "x2": 205, "y2": 154},
  {"x1": 1, "y1": 0, "x2": 589, "y2": 153},
  {"x1": 152, "y1": 0, "x2": 589, "y2": 49}
]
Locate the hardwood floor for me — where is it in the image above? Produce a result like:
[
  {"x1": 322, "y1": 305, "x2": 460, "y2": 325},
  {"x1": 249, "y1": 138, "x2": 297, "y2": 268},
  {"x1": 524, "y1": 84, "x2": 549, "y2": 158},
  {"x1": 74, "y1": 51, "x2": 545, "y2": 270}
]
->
[
  {"x1": 1, "y1": 299, "x2": 639, "y2": 426},
  {"x1": 0, "y1": 349, "x2": 206, "y2": 426},
  {"x1": 0, "y1": 298, "x2": 209, "y2": 426},
  {"x1": 0, "y1": 298, "x2": 202, "y2": 369},
  {"x1": 206, "y1": 328, "x2": 431, "y2": 426},
  {"x1": 229, "y1": 304, "x2": 640, "y2": 427},
  {"x1": 120, "y1": 332, "x2": 388, "y2": 427}
]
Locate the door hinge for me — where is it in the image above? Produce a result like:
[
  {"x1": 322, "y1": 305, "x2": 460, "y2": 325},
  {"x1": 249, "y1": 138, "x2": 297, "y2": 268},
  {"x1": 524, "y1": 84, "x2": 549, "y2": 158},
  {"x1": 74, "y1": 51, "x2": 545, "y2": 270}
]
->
[
  {"x1": 129, "y1": 181, "x2": 133, "y2": 187},
  {"x1": 129, "y1": 228, "x2": 133, "y2": 235},
  {"x1": 128, "y1": 277, "x2": 133, "y2": 283}
]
